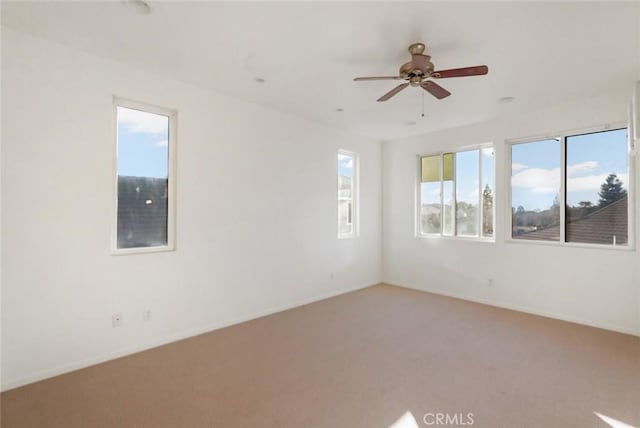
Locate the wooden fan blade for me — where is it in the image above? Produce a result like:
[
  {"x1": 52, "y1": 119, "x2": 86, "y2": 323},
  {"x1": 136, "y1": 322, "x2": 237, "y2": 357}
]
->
[
  {"x1": 411, "y1": 54, "x2": 429, "y2": 72},
  {"x1": 377, "y1": 83, "x2": 410, "y2": 102},
  {"x1": 432, "y1": 65, "x2": 488, "y2": 79},
  {"x1": 421, "y1": 81, "x2": 451, "y2": 99},
  {"x1": 354, "y1": 76, "x2": 401, "y2": 81}
]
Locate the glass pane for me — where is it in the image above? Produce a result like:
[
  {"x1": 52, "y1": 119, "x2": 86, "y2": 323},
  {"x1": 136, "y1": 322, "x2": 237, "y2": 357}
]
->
[
  {"x1": 442, "y1": 179, "x2": 454, "y2": 236},
  {"x1": 338, "y1": 200, "x2": 352, "y2": 235},
  {"x1": 443, "y1": 153, "x2": 454, "y2": 181},
  {"x1": 442, "y1": 152, "x2": 454, "y2": 235},
  {"x1": 481, "y1": 147, "x2": 495, "y2": 237},
  {"x1": 420, "y1": 155, "x2": 441, "y2": 234},
  {"x1": 421, "y1": 155, "x2": 440, "y2": 182},
  {"x1": 455, "y1": 150, "x2": 479, "y2": 236},
  {"x1": 117, "y1": 106, "x2": 169, "y2": 249},
  {"x1": 338, "y1": 153, "x2": 355, "y2": 236},
  {"x1": 338, "y1": 153, "x2": 353, "y2": 199},
  {"x1": 566, "y1": 129, "x2": 628, "y2": 245},
  {"x1": 511, "y1": 139, "x2": 561, "y2": 241}
]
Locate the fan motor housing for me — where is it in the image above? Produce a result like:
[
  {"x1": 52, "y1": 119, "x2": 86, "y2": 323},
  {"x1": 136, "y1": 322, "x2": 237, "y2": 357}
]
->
[{"x1": 399, "y1": 58, "x2": 434, "y2": 80}]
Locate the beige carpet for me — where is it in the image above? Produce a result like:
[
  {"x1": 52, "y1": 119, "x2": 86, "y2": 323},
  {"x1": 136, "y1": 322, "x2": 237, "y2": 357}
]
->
[{"x1": 2, "y1": 284, "x2": 639, "y2": 428}]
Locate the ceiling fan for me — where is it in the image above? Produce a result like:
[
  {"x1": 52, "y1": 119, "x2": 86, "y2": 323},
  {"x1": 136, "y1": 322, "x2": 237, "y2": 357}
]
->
[{"x1": 354, "y1": 42, "x2": 488, "y2": 102}]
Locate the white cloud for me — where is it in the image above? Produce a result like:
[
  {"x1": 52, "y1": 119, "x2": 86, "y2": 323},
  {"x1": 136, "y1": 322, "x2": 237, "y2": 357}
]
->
[
  {"x1": 154, "y1": 140, "x2": 168, "y2": 148},
  {"x1": 511, "y1": 167, "x2": 560, "y2": 194},
  {"x1": 511, "y1": 162, "x2": 528, "y2": 172},
  {"x1": 567, "y1": 161, "x2": 599, "y2": 176},
  {"x1": 340, "y1": 158, "x2": 353, "y2": 169},
  {"x1": 118, "y1": 107, "x2": 168, "y2": 135},
  {"x1": 567, "y1": 172, "x2": 628, "y2": 192},
  {"x1": 512, "y1": 162, "x2": 628, "y2": 196}
]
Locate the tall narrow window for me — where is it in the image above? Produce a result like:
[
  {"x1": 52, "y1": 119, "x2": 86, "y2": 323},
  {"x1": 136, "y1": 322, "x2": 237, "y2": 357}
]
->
[
  {"x1": 338, "y1": 150, "x2": 358, "y2": 238},
  {"x1": 455, "y1": 150, "x2": 480, "y2": 237},
  {"x1": 114, "y1": 99, "x2": 175, "y2": 252},
  {"x1": 565, "y1": 129, "x2": 628, "y2": 245},
  {"x1": 442, "y1": 153, "x2": 455, "y2": 236},
  {"x1": 420, "y1": 155, "x2": 442, "y2": 235},
  {"x1": 511, "y1": 138, "x2": 561, "y2": 241},
  {"x1": 481, "y1": 147, "x2": 495, "y2": 238},
  {"x1": 418, "y1": 146, "x2": 494, "y2": 239}
]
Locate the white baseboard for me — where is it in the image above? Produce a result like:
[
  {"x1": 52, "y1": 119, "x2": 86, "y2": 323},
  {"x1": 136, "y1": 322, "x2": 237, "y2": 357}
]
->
[
  {"x1": 384, "y1": 280, "x2": 640, "y2": 338},
  {"x1": 2, "y1": 281, "x2": 379, "y2": 392}
]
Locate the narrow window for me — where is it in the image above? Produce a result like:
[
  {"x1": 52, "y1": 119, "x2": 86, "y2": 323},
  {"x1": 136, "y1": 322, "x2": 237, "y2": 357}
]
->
[
  {"x1": 565, "y1": 129, "x2": 628, "y2": 245},
  {"x1": 455, "y1": 150, "x2": 479, "y2": 237},
  {"x1": 338, "y1": 150, "x2": 358, "y2": 238},
  {"x1": 481, "y1": 147, "x2": 495, "y2": 238},
  {"x1": 420, "y1": 155, "x2": 442, "y2": 234},
  {"x1": 114, "y1": 99, "x2": 175, "y2": 252},
  {"x1": 442, "y1": 153, "x2": 455, "y2": 236},
  {"x1": 511, "y1": 138, "x2": 561, "y2": 241}
]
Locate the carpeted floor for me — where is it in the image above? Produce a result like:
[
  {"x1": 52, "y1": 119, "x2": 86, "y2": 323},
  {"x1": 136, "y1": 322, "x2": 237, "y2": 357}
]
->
[{"x1": 2, "y1": 284, "x2": 639, "y2": 428}]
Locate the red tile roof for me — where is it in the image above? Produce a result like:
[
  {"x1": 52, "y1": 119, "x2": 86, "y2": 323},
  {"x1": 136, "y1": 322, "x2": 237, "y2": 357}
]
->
[{"x1": 514, "y1": 196, "x2": 628, "y2": 245}]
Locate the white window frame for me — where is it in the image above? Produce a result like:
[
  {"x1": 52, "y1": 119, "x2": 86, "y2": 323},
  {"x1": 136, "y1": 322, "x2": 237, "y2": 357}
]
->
[
  {"x1": 112, "y1": 97, "x2": 177, "y2": 255},
  {"x1": 416, "y1": 144, "x2": 495, "y2": 241},
  {"x1": 337, "y1": 149, "x2": 359, "y2": 239},
  {"x1": 506, "y1": 122, "x2": 634, "y2": 250}
]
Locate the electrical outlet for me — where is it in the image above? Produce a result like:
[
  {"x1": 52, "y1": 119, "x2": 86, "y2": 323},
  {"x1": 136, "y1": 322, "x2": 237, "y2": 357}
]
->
[
  {"x1": 143, "y1": 310, "x2": 152, "y2": 321},
  {"x1": 112, "y1": 313, "x2": 123, "y2": 327}
]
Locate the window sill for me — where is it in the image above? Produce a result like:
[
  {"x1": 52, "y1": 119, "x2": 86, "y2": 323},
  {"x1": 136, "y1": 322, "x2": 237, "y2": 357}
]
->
[
  {"x1": 505, "y1": 238, "x2": 634, "y2": 251},
  {"x1": 111, "y1": 245, "x2": 175, "y2": 256},
  {"x1": 416, "y1": 234, "x2": 495, "y2": 243}
]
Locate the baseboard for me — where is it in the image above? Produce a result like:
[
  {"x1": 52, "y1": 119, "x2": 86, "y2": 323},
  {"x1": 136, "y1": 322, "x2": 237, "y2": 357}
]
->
[
  {"x1": 384, "y1": 280, "x2": 640, "y2": 337},
  {"x1": 2, "y1": 281, "x2": 379, "y2": 392}
]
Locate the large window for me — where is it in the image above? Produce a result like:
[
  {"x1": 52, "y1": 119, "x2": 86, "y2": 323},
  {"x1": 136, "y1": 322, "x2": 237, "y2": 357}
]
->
[
  {"x1": 114, "y1": 98, "x2": 176, "y2": 253},
  {"x1": 337, "y1": 150, "x2": 358, "y2": 238},
  {"x1": 510, "y1": 128, "x2": 629, "y2": 246},
  {"x1": 419, "y1": 147, "x2": 494, "y2": 239}
]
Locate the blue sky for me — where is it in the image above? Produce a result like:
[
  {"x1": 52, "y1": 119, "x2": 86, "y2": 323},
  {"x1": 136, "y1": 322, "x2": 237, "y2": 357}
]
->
[
  {"x1": 456, "y1": 150, "x2": 479, "y2": 204},
  {"x1": 117, "y1": 107, "x2": 169, "y2": 178},
  {"x1": 338, "y1": 153, "x2": 353, "y2": 177},
  {"x1": 512, "y1": 129, "x2": 627, "y2": 211}
]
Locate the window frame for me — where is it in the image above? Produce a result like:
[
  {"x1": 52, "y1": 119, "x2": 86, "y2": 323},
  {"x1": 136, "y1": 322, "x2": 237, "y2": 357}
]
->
[
  {"x1": 337, "y1": 149, "x2": 359, "y2": 239},
  {"x1": 415, "y1": 143, "x2": 495, "y2": 242},
  {"x1": 506, "y1": 122, "x2": 634, "y2": 250},
  {"x1": 111, "y1": 97, "x2": 177, "y2": 255}
]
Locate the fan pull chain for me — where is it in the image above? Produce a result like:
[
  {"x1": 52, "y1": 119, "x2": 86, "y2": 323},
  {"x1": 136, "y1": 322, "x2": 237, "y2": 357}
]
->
[{"x1": 421, "y1": 90, "x2": 425, "y2": 117}]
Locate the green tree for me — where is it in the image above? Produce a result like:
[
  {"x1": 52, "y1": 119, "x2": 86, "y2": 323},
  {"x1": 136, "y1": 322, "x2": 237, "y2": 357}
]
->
[
  {"x1": 598, "y1": 174, "x2": 627, "y2": 207},
  {"x1": 569, "y1": 200, "x2": 596, "y2": 220},
  {"x1": 482, "y1": 184, "x2": 493, "y2": 235}
]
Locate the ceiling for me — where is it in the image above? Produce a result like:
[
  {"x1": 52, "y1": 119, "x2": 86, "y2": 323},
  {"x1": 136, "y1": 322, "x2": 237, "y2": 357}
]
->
[{"x1": 2, "y1": 1, "x2": 639, "y2": 140}]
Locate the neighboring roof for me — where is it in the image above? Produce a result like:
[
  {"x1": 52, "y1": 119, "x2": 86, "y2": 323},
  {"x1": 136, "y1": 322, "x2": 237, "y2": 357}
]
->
[{"x1": 514, "y1": 196, "x2": 628, "y2": 245}]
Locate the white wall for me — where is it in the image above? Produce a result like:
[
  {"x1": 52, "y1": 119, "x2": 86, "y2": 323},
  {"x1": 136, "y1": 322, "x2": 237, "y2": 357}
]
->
[
  {"x1": 383, "y1": 90, "x2": 640, "y2": 336},
  {"x1": 0, "y1": 28, "x2": 382, "y2": 390},
  {"x1": 2, "y1": 24, "x2": 638, "y2": 394},
  {"x1": 0, "y1": 13, "x2": 3, "y2": 403}
]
